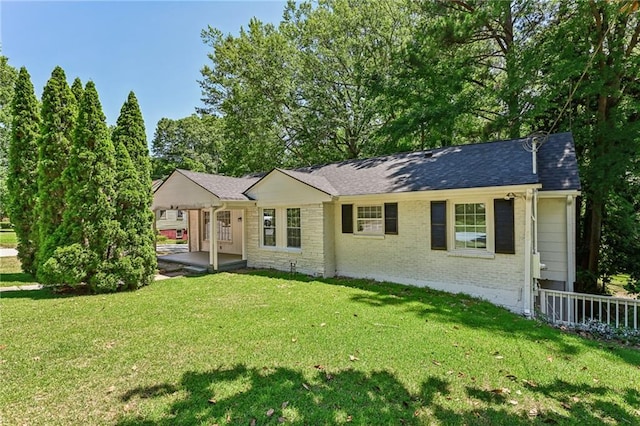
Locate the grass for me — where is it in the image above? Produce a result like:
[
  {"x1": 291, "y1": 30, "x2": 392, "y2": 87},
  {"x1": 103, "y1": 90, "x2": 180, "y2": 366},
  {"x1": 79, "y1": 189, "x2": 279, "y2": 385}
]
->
[
  {"x1": 0, "y1": 230, "x2": 17, "y2": 248},
  {"x1": 1, "y1": 265, "x2": 639, "y2": 425}
]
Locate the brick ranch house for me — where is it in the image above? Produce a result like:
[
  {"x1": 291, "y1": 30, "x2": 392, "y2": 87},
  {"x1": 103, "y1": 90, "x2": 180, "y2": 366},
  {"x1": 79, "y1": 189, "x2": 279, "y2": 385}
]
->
[{"x1": 153, "y1": 132, "x2": 581, "y2": 315}]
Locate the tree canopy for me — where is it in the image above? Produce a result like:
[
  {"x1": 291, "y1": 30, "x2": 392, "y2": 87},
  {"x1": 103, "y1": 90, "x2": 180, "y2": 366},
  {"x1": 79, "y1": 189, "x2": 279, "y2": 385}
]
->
[{"x1": 196, "y1": 0, "x2": 640, "y2": 292}]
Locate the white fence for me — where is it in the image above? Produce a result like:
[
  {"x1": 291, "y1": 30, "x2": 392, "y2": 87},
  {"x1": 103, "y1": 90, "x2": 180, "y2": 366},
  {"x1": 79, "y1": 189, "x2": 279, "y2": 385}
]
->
[{"x1": 537, "y1": 289, "x2": 640, "y2": 330}]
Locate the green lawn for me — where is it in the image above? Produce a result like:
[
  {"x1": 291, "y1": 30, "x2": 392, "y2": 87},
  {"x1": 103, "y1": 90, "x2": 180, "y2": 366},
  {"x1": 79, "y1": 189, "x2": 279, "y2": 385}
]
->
[
  {"x1": 1, "y1": 267, "x2": 639, "y2": 425},
  {"x1": 0, "y1": 230, "x2": 17, "y2": 248}
]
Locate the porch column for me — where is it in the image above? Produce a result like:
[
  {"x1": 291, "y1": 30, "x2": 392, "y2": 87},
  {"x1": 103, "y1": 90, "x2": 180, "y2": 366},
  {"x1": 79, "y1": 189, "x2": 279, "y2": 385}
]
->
[
  {"x1": 209, "y1": 206, "x2": 218, "y2": 271},
  {"x1": 152, "y1": 209, "x2": 157, "y2": 250},
  {"x1": 241, "y1": 209, "x2": 247, "y2": 261},
  {"x1": 523, "y1": 189, "x2": 533, "y2": 317}
]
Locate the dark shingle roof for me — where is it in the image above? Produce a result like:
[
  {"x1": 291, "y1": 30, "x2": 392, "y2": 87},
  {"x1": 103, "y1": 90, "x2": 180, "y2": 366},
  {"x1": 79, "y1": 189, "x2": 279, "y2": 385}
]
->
[
  {"x1": 536, "y1": 132, "x2": 581, "y2": 191},
  {"x1": 168, "y1": 132, "x2": 580, "y2": 200},
  {"x1": 176, "y1": 169, "x2": 258, "y2": 200},
  {"x1": 292, "y1": 132, "x2": 580, "y2": 195}
]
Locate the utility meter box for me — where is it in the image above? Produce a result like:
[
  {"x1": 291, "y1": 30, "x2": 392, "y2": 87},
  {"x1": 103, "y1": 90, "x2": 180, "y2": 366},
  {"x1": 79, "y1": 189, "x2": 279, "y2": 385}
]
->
[{"x1": 532, "y1": 252, "x2": 546, "y2": 279}]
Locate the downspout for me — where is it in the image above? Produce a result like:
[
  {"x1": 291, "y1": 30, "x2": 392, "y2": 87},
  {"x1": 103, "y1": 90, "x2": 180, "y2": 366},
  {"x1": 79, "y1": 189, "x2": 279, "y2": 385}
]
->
[
  {"x1": 523, "y1": 189, "x2": 533, "y2": 317},
  {"x1": 210, "y1": 203, "x2": 227, "y2": 271},
  {"x1": 566, "y1": 196, "x2": 575, "y2": 292}
]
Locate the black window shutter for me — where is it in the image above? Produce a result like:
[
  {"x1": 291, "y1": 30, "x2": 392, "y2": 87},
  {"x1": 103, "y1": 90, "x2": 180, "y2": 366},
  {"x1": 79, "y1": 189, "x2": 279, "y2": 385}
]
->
[
  {"x1": 430, "y1": 201, "x2": 447, "y2": 250},
  {"x1": 341, "y1": 204, "x2": 353, "y2": 233},
  {"x1": 384, "y1": 203, "x2": 398, "y2": 235},
  {"x1": 494, "y1": 199, "x2": 515, "y2": 254}
]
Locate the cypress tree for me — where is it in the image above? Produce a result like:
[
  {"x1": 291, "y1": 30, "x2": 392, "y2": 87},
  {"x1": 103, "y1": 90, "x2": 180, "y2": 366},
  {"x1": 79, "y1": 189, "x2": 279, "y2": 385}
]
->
[
  {"x1": 36, "y1": 66, "x2": 76, "y2": 278},
  {"x1": 111, "y1": 92, "x2": 156, "y2": 288},
  {"x1": 71, "y1": 77, "x2": 83, "y2": 105},
  {"x1": 7, "y1": 67, "x2": 40, "y2": 275},
  {"x1": 40, "y1": 81, "x2": 119, "y2": 291}
]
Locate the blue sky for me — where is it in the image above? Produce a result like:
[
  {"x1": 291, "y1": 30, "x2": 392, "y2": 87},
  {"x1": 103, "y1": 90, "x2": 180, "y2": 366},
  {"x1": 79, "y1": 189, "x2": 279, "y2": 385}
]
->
[{"x1": 2, "y1": 1, "x2": 285, "y2": 142}]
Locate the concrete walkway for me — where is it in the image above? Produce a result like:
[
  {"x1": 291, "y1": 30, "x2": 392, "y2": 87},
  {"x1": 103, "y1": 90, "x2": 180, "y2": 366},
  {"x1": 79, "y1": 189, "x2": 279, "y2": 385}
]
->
[{"x1": 0, "y1": 248, "x2": 18, "y2": 257}]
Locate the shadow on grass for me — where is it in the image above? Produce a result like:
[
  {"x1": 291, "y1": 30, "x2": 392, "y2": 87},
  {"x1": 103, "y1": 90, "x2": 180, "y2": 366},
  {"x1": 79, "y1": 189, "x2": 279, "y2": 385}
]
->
[
  {"x1": 0, "y1": 287, "x2": 63, "y2": 300},
  {"x1": 235, "y1": 270, "x2": 640, "y2": 365},
  {"x1": 116, "y1": 365, "x2": 639, "y2": 425},
  {"x1": 0, "y1": 272, "x2": 36, "y2": 283}
]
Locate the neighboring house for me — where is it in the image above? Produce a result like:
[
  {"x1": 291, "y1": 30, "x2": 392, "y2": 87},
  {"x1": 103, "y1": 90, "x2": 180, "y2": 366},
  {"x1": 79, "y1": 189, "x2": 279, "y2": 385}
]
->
[
  {"x1": 155, "y1": 209, "x2": 188, "y2": 240},
  {"x1": 153, "y1": 132, "x2": 581, "y2": 315},
  {"x1": 153, "y1": 180, "x2": 188, "y2": 240}
]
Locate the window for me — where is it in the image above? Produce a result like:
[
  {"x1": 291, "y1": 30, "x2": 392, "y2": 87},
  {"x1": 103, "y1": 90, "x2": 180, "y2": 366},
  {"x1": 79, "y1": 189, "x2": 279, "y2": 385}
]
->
[
  {"x1": 217, "y1": 211, "x2": 232, "y2": 242},
  {"x1": 263, "y1": 208, "x2": 276, "y2": 246},
  {"x1": 176, "y1": 229, "x2": 183, "y2": 239},
  {"x1": 356, "y1": 206, "x2": 383, "y2": 234},
  {"x1": 454, "y1": 203, "x2": 486, "y2": 249},
  {"x1": 159, "y1": 210, "x2": 167, "y2": 220},
  {"x1": 342, "y1": 203, "x2": 398, "y2": 235},
  {"x1": 177, "y1": 210, "x2": 184, "y2": 221},
  {"x1": 287, "y1": 208, "x2": 301, "y2": 248},
  {"x1": 203, "y1": 211, "x2": 211, "y2": 241}
]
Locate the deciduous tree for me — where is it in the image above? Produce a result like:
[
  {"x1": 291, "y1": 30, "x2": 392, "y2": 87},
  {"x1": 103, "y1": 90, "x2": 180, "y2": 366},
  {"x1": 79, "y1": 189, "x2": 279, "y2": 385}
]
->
[{"x1": 151, "y1": 114, "x2": 222, "y2": 177}]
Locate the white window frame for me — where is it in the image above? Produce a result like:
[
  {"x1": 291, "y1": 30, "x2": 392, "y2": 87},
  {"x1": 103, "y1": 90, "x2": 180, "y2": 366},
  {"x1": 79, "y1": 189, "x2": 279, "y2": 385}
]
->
[
  {"x1": 217, "y1": 210, "x2": 232, "y2": 242},
  {"x1": 447, "y1": 197, "x2": 495, "y2": 254},
  {"x1": 176, "y1": 229, "x2": 183, "y2": 239},
  {"x1": 355, "y1": 205, "x2": 384, "y2": 235},
  {"x1": 260, "y1": 207, "x2": 302, "y2": 250},
  {"x1": 159, "y1": 210, "x2": 167, "y2": 220},
  {"x1": 262, "y1": 208, "x2": 277, "y2": 247},
  {"x1": 177, "y1": 210, "x2": 184, "y2": 221},
  {"x1": 286, "y1": 208, "x2": 301, "y2": 248},
  {"x1": 203, "y1": 211, "x2": 211, "y2": 241}
]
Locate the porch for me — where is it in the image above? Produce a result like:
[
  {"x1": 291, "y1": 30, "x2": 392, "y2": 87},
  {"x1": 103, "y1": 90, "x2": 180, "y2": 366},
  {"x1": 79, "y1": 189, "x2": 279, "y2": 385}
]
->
[
  {"x1": 158, "y1": 251, "x2": 247, "y2": 273},
  {"x1": 536, "y1": 288, "x2": 640, "y2": 330}
]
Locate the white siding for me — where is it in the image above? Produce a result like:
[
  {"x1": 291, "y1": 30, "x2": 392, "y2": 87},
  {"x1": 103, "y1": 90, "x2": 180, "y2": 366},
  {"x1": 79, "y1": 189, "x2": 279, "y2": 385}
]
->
[
  {"x1": 538, "y1": 198, "x2": 568, "y2": 284},
  {"x1": 156, "y1": 210, "x2": 187, "y2": 231}
]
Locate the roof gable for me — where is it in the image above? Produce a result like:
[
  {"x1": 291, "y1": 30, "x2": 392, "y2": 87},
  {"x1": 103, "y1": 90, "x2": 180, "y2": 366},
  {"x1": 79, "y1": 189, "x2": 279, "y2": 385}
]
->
[
  {"x1": 175, "y1": 169, "x2": 257, "y2": 200},
  {"x1": 244, "y1": 169, "x2": 334, "y2": 204}
]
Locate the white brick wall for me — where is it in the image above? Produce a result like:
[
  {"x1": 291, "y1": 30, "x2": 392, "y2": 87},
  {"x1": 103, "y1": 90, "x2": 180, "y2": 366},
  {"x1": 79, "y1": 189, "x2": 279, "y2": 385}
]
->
[
  {"x1": 244, "y1": 194, "x2": 531, "y2": 313},
  {"x1": 333, "y1": 198, "x2": 527, "y2": 313},
  {"x1": 246, "y1": 204, "x2": 328, "y2": 276}
]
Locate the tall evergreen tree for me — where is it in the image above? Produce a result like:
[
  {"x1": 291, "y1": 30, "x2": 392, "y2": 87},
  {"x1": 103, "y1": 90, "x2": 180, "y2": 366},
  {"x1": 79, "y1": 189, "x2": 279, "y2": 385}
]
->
[
  {"x1": 7, "y1": 67, "x2": 40, "y2": 275},
  {"x1": 40, "y1": 81, "x2": 119, "y2": 291},
  {"x1": 36, "y1": 66, "x2": 77, "y2": 277},
  {"x1": 71, "y1": 77, "x2": 84, "y2": 105},
  {"x1": 0, "y1": 54, "x2": 18, "y2": 218},
  {"x1": 111, "y1": 92, "x2": 156, "y2": 289}
]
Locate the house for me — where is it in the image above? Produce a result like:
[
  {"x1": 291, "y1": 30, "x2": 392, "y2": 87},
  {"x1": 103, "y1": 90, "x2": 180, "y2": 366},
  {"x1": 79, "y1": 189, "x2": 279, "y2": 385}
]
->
[
  {"x1": 152, "y1": 180, "x2": 188, "y2": 240},
  {"x1": 155, "y1": 209, "x2": 188, "y2": 240},
  {"x1": 152, "y1": 132, "x2": 581, "y2": 315}
]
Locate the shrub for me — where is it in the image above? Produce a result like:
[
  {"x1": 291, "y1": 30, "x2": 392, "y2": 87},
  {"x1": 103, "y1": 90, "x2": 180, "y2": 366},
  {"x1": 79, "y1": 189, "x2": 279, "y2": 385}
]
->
[{"x1": 39, "y1": 244, "x2": 91, "y2": 287}]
